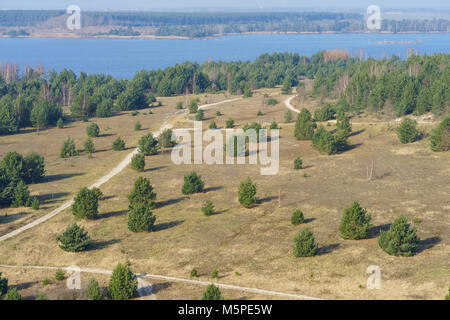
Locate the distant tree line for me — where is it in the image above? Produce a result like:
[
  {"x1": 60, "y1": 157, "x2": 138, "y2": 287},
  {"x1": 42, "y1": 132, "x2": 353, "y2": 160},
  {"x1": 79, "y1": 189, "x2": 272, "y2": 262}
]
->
[{"x1": 1, "y1": 51, "x2": 448, "y2": 137}]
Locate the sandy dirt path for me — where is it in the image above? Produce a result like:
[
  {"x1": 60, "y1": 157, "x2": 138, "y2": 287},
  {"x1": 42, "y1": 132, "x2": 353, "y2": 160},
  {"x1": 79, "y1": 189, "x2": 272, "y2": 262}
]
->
[
  {"x1": 0, "y1": 98, "x2": 241, "y2": 243},
  {"x1": 0, "y1": 264, "x2": 322, "y2": 300}
]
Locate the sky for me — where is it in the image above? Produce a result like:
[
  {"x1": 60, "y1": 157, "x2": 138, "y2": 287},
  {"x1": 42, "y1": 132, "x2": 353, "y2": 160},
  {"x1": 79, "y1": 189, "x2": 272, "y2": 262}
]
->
[{"x1": 1, "y1": 0, "x2": 449, "y2": 11}]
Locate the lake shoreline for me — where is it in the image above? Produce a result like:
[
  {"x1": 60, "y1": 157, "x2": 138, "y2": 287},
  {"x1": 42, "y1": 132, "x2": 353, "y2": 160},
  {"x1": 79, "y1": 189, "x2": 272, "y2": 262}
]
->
[{"x1": 1, "y1": 30, "x2": 450, "y2": 40}]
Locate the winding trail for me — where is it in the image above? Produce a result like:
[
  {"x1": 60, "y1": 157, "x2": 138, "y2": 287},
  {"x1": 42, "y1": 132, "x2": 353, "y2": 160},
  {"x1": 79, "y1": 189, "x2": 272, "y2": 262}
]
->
[
  {"x1": 0, "y1": 264, "x2": 156, "y2": 300},
  {"x1": 0, "y1": 264, "x2": 322, "y2": 300},
  {"x1": 283, "y1": 95, "x2": 438, "y2": 124},
  {"x1": 0, "y1": 98, "x2": 240, "y2": 243}
]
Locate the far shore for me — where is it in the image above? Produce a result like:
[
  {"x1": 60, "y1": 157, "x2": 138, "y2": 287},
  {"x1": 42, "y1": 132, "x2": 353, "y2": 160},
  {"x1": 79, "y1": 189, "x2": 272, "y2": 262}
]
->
[{"x1": 1, "y1": 30, "x2": 449, "y2": 40}]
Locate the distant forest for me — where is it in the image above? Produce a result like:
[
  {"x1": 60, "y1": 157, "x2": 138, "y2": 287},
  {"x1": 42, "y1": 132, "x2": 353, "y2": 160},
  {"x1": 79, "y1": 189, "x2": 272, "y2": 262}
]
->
[
  {"x1": 0, "y1": 11, "x2": 449, "y2": 37},
  {"x1": 1, "y1": 50, "x2": 448, "y2": 135}
]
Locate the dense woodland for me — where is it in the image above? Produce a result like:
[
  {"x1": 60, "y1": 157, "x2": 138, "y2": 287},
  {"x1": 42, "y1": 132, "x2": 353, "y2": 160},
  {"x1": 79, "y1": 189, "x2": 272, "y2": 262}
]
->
[
  {"x1": 0, "y1": 51, "x2": 449, "y2": 136},
  {"x1": 0, "y1": 11, "x2": 449, "y2": 38}
]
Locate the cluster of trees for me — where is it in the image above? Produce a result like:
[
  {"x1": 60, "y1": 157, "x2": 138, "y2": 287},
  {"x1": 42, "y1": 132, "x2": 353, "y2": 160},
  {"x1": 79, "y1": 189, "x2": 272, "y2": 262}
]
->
[
  {"x1": 292, "y1": 201, "x2": 420, "y2": 258},
  {"x1": 294, "y1": 108, "x2": 350, "y2": 155},
  {"x1": 315, "y1": 53, "x2": 449, "y2": 117},
  {"x1": 0, "y1": 151, "x2": 44, "y2": 208},
  {"x1": 2, "y1": 52, "x2": 446, "y2": 136}
]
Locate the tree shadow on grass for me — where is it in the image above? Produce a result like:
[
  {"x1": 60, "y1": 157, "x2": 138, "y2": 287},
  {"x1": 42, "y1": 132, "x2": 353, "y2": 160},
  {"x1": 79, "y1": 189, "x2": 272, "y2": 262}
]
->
[
  {"x1": 88, "y1": 239, "x2": 120, "y2": 251},
  {"x1": 100, "y1": 133, "x2": 116, "y2": 138},
  {"x1": 39, "y1": 192, "x2": 70, "y2": 204},
  {"x1": 97, "y1": 210, "x2": 127, "y2": 220},
  {"x1": 153, "y1": 220, "x2": 184, "y2": 232},
  {"x1": 150, "y1": 282, "x2": 172, "y2": 294},
  {"x1": 156, "y1": 197, "x2": 186, "y2": 209},
  {"x1": 318, "y1": 243, "x2": 340, "y2": 255},
  {"x1": 416, "y1": 237, "x2": 441, "y2": 254},
  {"x1": 349, "y1": 128, "x2": 365, "y2": 137},
  {"x1": 203, "y1": 186, "x2": 223, "y2": 193},
  {"x1": 258, "y1": 196, "x2": 278, "y2": 204},
  {"x1": 304, "y1": 217, "x2": 316, "y2": 224},
  {"x1": 367, "y1": 223, "x2": 391, "y2": 239},
  {"x1": 10, "y1": 281, "x2": 39, "y2": 291},
  {"x1": 0, "y1": 211, "x2": 30, "y2": 224},
  {"x1": 341, "y1": 143, "x2": 363, "y2": 152},
  {"x1": 144, "y1": 166, "x2": 167, "y2": 172},
  {"x1": 44, "y1": 173, "x2": 84, "y2": 183}
]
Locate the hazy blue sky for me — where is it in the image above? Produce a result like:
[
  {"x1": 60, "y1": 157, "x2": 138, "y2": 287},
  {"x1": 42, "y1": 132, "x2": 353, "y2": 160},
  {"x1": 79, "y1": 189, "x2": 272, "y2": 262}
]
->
[{"x1": 1, "y1": 0, "x2": 449, "y2": 10}]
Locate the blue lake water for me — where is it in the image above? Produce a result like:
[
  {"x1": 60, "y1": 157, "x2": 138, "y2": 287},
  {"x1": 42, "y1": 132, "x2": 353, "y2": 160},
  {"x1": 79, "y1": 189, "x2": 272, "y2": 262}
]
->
[{"x1": 0, "y1": 33, "x2": 449, "y2": 79}]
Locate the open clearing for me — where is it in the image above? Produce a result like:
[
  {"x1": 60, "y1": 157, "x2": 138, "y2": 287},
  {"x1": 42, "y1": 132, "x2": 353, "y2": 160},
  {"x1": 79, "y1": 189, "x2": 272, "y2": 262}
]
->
[{"x1": 0, "y1": 87, "x2": 449, "y2": 300}]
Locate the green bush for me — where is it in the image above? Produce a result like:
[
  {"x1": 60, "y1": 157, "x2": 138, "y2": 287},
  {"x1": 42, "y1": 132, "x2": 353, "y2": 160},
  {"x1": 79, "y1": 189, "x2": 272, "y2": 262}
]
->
[
  {"x1": 190, "y1": 269, "x2": 198, "y2": 278},
  {"x1": 72, "y1": 187, "x2": 99, "y2": 220},
  {"x1": 312, "y1": 126, "x2": 334, "y2": 152},
  {"x1": 270, "y1": 121, "x2": 279, "y2": 129},
  {"x1": 339, "y1": 202, "x2": 372, "y2": 240},
  {"x1": 24, "y1": 152, "x2": 45, "y2": 183},
  {"x1": 60, "y1": 137, "x2": 78, "y2": 158},
  {"x1": 284, "y1": 110, "x2": 293, "y2": 123},
  {"x1": 195, "y1": 109, "x2": 205, "y2": 121},
  {"x1": 128, "y1": 203, "x2": 156, "y2": 232},
  {"x1": 108, "y1": 263, "x2": 138, "y2": 300},
  {"x1": 209, "y1": 121, "x2": 217, "y2": 129},
  {"x1": 238, "y1": 177, "x2": 257, "y2": 208},
  {"x1": 11, "y1": 180, "x2": 31, "y2": 207},
  {"x1": 202, "y1": 200, "x2": 215, "y2": 216},
  {"x1": 267, "y1": 98, "x2": 278, "y2": 105},
  {"x1": 96, "y1": 99, "x2": 113, "y2": 118},
  {"x1": 293, "y1": 228, "x2": 318, "y2": 257},
  {"x1": 379, "y1": 216, "x2": 419, "y2": 257},
  {"x1": 131, "y1": 153, "x2": 145, "y2": 172},
  {"x1": 294, "y1": 108, "x2": 316, "y2": 140},
  {"x1": 176, "y1": 101, "x2": 183, "y2": 109},
  {"x1": 42, "y1": 278, "x2": 52, "y2": 286},
  {"x1": 36, "y1": 292, "x2": 48, "y2": 300},
  {"x1": 112, "y1": 137, "x2": 126, "y2": 151},
  {"x1": 446, "y1": 287, "x2": 450, "y2": 300},
  {"x1": 86, "y1": 122, "x2": 100, "y2": 137},
  {"x1": 336, "y1": 114, "x2": 352, "y2": 134},
  {"x1": 313, "y1": 104, "x2": 335, "y2": 121},
  {"x1": 87, "y1": 278, "x2": 103, "y2": 300},
  {"x1": 202, "y1": 284, "x2": 221, "y2": 300},
  {"x1": 84, "y1": 138, "x2": 95, "y2": 156},
  {"x1": 138, "y1": 133, "x2": 160, "y2": 155},
  {"x1": 188, "y1": 100, "x2": 198, "y2": 114},
  {"x1": 216, "y1": 111, "x2": 222, "y2": 116},
  {"x1": 397, "y1": 118, "x2": 419, "y2": 144},
  {"x1": 159, "y1": 129, "x2": 176, "y2": 148},
  {"x1": 257, "y1": 110, "x2": 263, "y2": 116},
  {"x1": 211, "y1": 269, "x2": 219, "y2": 279},
  {"x1": 134, "y1": 121, "x2": 142, "y2": 131},
  {"x1": 55, "y1": 269, "x2": 66, "y2": 281},
  {"x1": 291, "y1": 209, "x2": 305, "y2": 225},
  {"x1": 128, "y1": 177, "x2": 157, "y2": 210},
  {"x1": 243, "y1": 88, "x2": 253, "y2": 98},
  {"x1": 225, "y1": 118, "x2": 234, "y2": 128},
  {"x1": 182, "y1": 172, "x2": 204, "y2": 195},
  {"x1": 281, "y1": 80, "x2": 292, "y2": 94},
  {"x1": 4, "y1": 288, "x2": 21, "y2": 300},
  {"x1": 57, "y1": 118, "x2": 64, "y2": 128},
  {"x1": 146, "y1": 92, "x2": 156, "y2": 105},
  {"x1": 31, "y1": 197, "x2": 41, "y2": 210},
  {"x1": 293, "y1": 157, "x2": 303, "y2": 170},
  {"x1": 56, "y1": 223, "x2": 91, "y2": 252},
  {"x1": 0, "y1": 272, "x2": 8, "y2": 295},
  {"x1": 430, "y1": 115, "x2": 450, "y2": 152}
]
